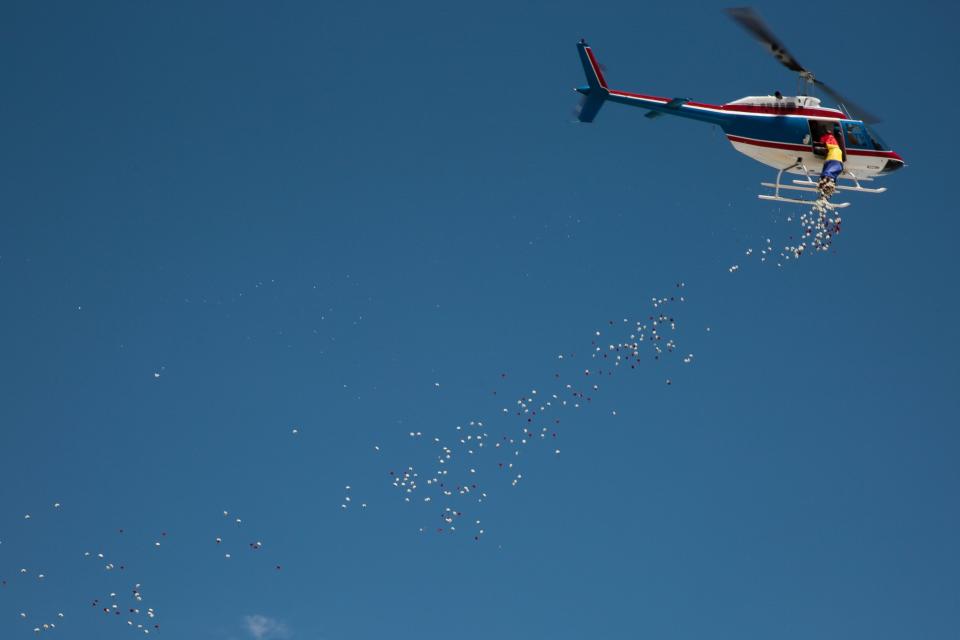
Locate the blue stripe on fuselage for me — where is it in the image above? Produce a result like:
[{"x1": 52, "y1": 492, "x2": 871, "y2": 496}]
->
[{"x1": 722, "y1": 115, "x2": 811, "y2": 145}]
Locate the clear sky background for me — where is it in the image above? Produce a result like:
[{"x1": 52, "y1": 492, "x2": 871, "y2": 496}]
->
[{"x1": 1, "y1": 1, "x2": 957, "y2": 639}]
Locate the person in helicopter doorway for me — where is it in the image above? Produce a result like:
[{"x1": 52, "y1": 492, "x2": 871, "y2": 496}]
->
[{"x1": 817, "y1": 123, "x2": 844, "y2": 199}]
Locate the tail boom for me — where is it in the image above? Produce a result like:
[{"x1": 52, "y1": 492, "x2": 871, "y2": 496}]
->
[{"x1": 574, "y1": 40, "x2": 721, "y2": 125}]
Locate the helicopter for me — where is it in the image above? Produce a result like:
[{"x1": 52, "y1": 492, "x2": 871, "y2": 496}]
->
[{"x1": 573, "y1": 7, "x2": 904, "y2": 209}]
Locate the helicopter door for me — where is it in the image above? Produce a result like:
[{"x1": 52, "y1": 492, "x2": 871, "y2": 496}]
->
[
  {"x1": 834, "y1": 123, "x2": 848, "y2": 162},
  {"x1": 809, "y1": 121, "x2": 829, "y2": 157},
  {"x1": 809, "y1": 120, "x2": 847, "y2": 162}
]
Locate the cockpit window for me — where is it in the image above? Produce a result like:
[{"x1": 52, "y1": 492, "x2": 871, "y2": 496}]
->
[
  {"x1": 864, "y1": 125, "x2": 888, "y2": 151},
  {"x1": 844, "y1": 123, "x2": 865, "y2": 146}
]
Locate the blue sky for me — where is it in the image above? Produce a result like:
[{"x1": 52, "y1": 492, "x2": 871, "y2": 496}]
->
[{"x1": 1, "y1": 1, "x2": 957, "y2": 638}]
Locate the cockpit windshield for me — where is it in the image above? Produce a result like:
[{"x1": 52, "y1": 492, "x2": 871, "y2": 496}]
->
[{"x1": 863, "y1": 125, "x2": 888, "y2": 151}]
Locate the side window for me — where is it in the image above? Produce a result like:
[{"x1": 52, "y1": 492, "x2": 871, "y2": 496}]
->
[{"x1": 843, "y1": 122, "x2": 869, "y2": 149}]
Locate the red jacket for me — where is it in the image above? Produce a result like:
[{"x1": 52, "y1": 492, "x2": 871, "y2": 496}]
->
[{"x1": 820, "y1": 133, "x2": 843, "y2": 163}]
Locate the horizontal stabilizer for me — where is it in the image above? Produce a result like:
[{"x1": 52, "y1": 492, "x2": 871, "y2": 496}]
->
[
  {"x1": 577, "y1": 92, "x2": 606, "y2": 123},
  {"x1": 646, "y1": 97, "x2": 690, "y2": 119}
]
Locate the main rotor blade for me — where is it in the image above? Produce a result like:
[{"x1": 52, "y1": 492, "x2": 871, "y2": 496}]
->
[
  {"x1": 725, "y1": 7, "x2": 807, "y2": 73},
  {"x1": 814, "y1": 79, "x2": 882, "y2": 124},
  {"x1": 725, "y1": 7, "x2": 882, "y2": 124}
]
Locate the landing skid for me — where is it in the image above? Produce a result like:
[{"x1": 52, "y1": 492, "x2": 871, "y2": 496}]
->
[
  {"x1": 790, "y1": 178, "x2": 886, "y2": 194},
  {"x1": 758, "y1": 194, "x2": 850, "y2": 209},
  {"x1": 757, "y1": 160, "x2": 886, "y2": 209}
]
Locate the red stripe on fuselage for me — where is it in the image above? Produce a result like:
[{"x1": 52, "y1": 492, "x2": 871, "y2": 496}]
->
[
  {"x1": 727, "y1": 134, "x2": 902, "y2": 159},
  {"x1": 718, "y1": 104, "x2": 845, "y2": 118},
  {"x1": 608, "y1": 90, "x2": 669, "y2": 103},
  {"x1": 608, "y1": 90, "x2": 718, "y2": 110},
  {"x1": 726, "y1": 134, "x2": 808, "y2": 152},
  {"x1": 846, "y1": 148, "x2": 903, "y2": 159}
]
